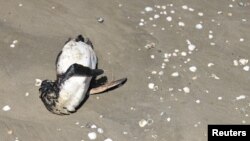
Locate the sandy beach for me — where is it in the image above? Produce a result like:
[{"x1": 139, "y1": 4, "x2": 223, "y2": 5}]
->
[{"x1": 0, "y1": 0, "x2": 250, "y2": 140}]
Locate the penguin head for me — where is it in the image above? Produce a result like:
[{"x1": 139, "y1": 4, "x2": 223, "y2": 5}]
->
[{"x1": 39, "y1": 80, "x2": 59, "y2": 112}]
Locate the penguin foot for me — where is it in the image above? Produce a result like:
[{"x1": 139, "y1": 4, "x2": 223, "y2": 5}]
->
[{"x1": 89, "y1": 78, "x2": 127, "y2": 95}]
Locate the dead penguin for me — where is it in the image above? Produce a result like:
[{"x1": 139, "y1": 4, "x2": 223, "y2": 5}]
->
[{"x1": 39, "y1": 35, "x2": 127, "y2": 115}]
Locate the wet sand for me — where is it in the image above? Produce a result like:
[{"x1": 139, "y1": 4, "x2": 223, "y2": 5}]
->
[{"x1": 0, "y1": 0, "x2": 250, "y2": 141}]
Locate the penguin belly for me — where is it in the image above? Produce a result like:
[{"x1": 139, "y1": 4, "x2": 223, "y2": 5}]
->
[
  {"x1": 57, "y1": 40, "x2": 97, "y2": 74},
  {"x1": 56, "y1": 40, "x2": 97, "y2": 112},
  {"x1": 58, "y1": 76, "x2": 91, "y2": 112}
]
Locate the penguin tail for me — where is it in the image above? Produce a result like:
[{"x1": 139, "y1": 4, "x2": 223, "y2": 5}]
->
[{"x1": 89, "y1": 78, "x2": 127, "y2": 95}]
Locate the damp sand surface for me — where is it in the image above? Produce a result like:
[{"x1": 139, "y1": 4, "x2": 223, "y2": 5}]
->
[{"x1": 0, "y1": 0, "x2": 250, "y2": 141}]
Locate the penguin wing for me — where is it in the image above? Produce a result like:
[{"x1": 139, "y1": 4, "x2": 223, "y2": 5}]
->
[{"x1": 59, "y1": 63, "x2": 103, "y2": 84}]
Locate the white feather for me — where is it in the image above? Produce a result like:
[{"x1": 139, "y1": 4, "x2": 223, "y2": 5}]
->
[
  {"x1": 56, "y1": 40, "x2": 97, "y2": 112},
  {"x1": 57, "y1": 41, "x2": 96, "y2": 73}
]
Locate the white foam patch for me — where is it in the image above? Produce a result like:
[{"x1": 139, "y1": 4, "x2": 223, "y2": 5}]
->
[
  {"x1": 182, "y1": 5, "x2": 188, "y2": 10},
  {"x1": 189, "y1": 44, "x2": 196, "y2": 51},
  {"x1": 9, "y1": 39, "x2": 18, "y2": 48},
  {"x1": 208, "y1": 34, "x2": 213, "y2": 39},
  {"x1": 236, "y1": 95, "x2": 246, "y2": 100},
  {"x1": 196, "y1": 99, "x2": 200, "y2": 104},
  {"x1": 145, "y1": 7, "x2": 153, "y2": 12},
  {"x1": 139, "y1": 22, "x2": 144, "y2": 26},
  {"x1": 152, "y1": 71, "x2": 157, "y2": 74},
  {"x1": 181, "y1": 52, "x2": 187, "y2": 56},
  {"x1": 7, "y1": 130, "x2": 13, "y2": 135},
  {"x1": 148, "y1": 83, "x2": 155, "y2": 89},
  {"x1": 150, "y1": 55, "x2": 155, "y2": 59},
  {"x1": 192, "y1": 76, "x2": 198, "y2": 80},
  {"x1": 240, "y1": 38, "x2": 244, "y2": 42},
  {"x1": 198, "y1": 12, "x2": 204, "y2": 16},
  {"x1": 10, "y1": 44, "x2": 15, "y2": 48},
  {"x1": 97, "y1": 128, "x2": 104, "y2": 134},
  {"x1": 166, "y1": 16, "x2": 172, "y2": 22},
  {"x1": 233, "y1": 60, "x2": 239, "y2": 66},
  {"x1": 178, "y1": 21, "x2": 185, "y2": 27},
  {"x1": 218, "y1": 97, "x2": 223, "y2": 100},
  {"x1": 170, "y1": 10, "x2": 175, "y2": 14},
  {"x1": 164, "y1": 58, "x2": 169, "y2": 62},
  {"x1": 186, "y1": 40, "x2": 196, "y2": 51},
  {"x1": 228, "y1": 13, "x2": 232, "y2": 16},
  {"x1": 189, "y1": 66, "x2": 197, "y2": 72},
  {"x1": 35, "y1": 79, "x2": 42, "y2": 86},
  {"x1": 25, "y1": 92, "x2": 29, "y2": 96},
  {"x1": 88, "y1": 132, "x2": 97, "y2": 140},
  {"x1": 164, "y1": 53, "x2": 168, "y2": 58},
  {"x1": 195, "y1": 24, "x2": 203, "y2": 29},
  {"x1": 217, "y1": 11, "x2": 222, "y2": 14},
  {"x1": 91, "y1": 124, "x2": 97, "y2": 129},
  {"x1": 158, "y1": 71, "x2": 164, "y2": 75},
  {"x1": 183, "y1": 87, "x2": 190, "y2": 93},
  {"x1": 210, "y1": 42, "x2": 216, "y2": 46},
  {"x1": 154, "y1": 14, "x2": 160, "y2": 19},
  {"x1": 2, "y1": 105, "x2": 11, "y2": 111},
  {"x1": 243, "y1": 66, "x2": 250, "y2": 71},
  {"x1": 171, "y1": 72, "x2": 179, "y2": 77},
  {"x1": 167, "y1": 89, "x2": 173, "y2": 93},
  {"x1": 189, "y1": 8, "x2": 194, "y2": 11},
  {"x1": 104, "y1": 138, "x2": 113, "y2": 141},
  {"x1": 97, "y1": 17, "x2": 104, "y2": 23},
  {"x1": 139, "y1": 119, "x2": 148, "y2": 127},
  {"x1": 208, "y1": 63, "x2": 214, "y2": 67},
  {"x1": 210, "y1": 74, "x2": 220, "y2": 80},
  {"x1": 13, "y1": 40, "x2": 18, "y2": 44},
  {"x1": 144, "y1": 42, "x2": 155, "y2": 49},
  {"x1": 239, "y1": 59, "x2": 248, "y2": 65}
]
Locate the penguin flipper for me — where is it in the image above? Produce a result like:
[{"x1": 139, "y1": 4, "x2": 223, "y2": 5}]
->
[
  {"x1": 89, "y1": 78, "x2": 127, "y2": 95},
  {"x1": 64, "y1": 63, "x2": 103, "y2": 78},
  {"x1": 58, "y1": 63, "x2": 103, "y2": 85}
]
